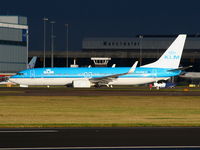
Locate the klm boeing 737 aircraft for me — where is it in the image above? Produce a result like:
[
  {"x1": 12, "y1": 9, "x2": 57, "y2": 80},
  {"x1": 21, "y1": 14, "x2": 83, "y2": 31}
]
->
[{"x1": 9, "y1": 34, "x2": 187, "y2": 88}]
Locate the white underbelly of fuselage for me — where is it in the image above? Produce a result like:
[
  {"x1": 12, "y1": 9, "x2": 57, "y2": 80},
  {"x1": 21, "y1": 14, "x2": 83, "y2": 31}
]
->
[
  {"x1": 9, "y1": 77, "x2": 169, "y2": 86},
  {"x1": 9, "y1": 78, "x2": 75, "y2": 86}
]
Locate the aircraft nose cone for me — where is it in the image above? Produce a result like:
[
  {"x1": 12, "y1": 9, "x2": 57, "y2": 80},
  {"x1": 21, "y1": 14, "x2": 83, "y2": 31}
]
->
[{"x1": 8, "y1": 78, "x2": 16, "y2": 84}]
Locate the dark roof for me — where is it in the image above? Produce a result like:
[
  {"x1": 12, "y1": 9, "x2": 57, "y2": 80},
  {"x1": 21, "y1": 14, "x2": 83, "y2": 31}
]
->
[{"x1": 136, "y1": 34, "x2": 200, "y2": 38}]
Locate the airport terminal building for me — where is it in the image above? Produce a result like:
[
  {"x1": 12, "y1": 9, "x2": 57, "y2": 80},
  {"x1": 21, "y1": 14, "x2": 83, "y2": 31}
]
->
[{"x1": 0, "y1": 16, "x2": 28, "y2": 75}]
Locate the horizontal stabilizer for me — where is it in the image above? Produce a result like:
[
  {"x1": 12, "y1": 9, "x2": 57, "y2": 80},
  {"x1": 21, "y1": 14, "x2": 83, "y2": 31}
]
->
[{"x1": 168, "y1": 66, "x2": 192, "y2": 72}]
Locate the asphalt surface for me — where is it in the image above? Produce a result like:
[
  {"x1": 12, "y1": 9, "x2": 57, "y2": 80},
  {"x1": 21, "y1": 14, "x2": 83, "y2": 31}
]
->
[
  {"x1": 1, "y1": 127, "x2": 200, "y2": 148},
  {"x1": 0, "y1": 87, "x2": 200, "y2": 96}
]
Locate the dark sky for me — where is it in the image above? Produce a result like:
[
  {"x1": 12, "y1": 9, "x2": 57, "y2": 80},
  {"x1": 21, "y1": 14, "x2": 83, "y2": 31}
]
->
[{"x1": 1, "y1": 0, "x2": 200, "y2": 51}]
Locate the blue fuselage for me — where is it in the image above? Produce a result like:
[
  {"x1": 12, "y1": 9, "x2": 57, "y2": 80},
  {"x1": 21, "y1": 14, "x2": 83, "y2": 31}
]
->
[
  {"x1": 10, "y1": 67, "x2": 181, "y2": 79},
  {"x1": 9, "y1": 67, "x2": 181, "y2": 86}
]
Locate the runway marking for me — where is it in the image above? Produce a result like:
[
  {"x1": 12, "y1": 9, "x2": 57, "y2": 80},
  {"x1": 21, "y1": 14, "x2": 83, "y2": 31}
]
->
[
  {"x1": 1, "y1": 146, "x2": 200, "y2": 150},
  {"x1": 0, "y1": 130, "x2": 58, "y2": 133}
]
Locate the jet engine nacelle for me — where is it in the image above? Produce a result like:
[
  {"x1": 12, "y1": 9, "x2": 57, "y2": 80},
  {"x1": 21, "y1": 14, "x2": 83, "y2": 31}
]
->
[{"x1": 72, "y1": 80, "x2": 91, "y2": 88}]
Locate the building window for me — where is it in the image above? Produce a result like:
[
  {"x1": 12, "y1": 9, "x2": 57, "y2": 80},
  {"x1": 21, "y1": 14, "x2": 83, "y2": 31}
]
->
[
  {"x1": 0, "y1": 40, "x2": 26, "y2": 46},
  {"x1": 103, "y1": 41, "x2": 107, "y2": 46}
]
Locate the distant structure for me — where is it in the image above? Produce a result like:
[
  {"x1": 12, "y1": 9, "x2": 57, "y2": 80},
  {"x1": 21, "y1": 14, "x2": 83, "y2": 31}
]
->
[
  {"x1": 0, "y1": 16, "x2": 28, "y2": 75},
  {"x1": 82, "y1": 35, "x2": 200, "y2": 53},
  {"x1": 70, "y1": 59, "x2": 79, "y2": 68},
  {"x1": 91, "y1": 57, "x2": 111, "y2": 67}
]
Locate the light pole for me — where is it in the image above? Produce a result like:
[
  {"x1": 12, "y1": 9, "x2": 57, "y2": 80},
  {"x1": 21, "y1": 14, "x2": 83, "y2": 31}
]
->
[
  {"x1": 65, "y1": 24, "x2": 69, "y2": 67},
  {"x1": 139, "y1": 35, "x2": 143, "y2": 66},
  {"x1": 26, "y1": 29, "x2": 29, "y2": 69},
  {"x1": 43, "y1": 17, "x2": 48, "y2": 68},
  {"x1": 50, "y1": 21, "x2": 55, "y2": 68}
]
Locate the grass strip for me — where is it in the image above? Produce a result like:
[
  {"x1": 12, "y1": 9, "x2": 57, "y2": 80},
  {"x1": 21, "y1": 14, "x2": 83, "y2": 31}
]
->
[{"x1": 0, "y1": 96, "x2": 200, "y2": 127}]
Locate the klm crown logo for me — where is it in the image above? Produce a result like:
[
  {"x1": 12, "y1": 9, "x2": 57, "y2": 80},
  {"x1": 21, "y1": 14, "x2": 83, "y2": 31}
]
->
[{"x1": 43, "y1": 69, "x2": 54, "y2": 75}]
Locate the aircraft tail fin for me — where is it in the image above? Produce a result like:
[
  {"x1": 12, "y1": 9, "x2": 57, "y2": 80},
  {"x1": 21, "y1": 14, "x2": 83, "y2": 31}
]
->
[
  {"x1": 27, "y1": 56, "x2": 37, "y2": 69},
  {"x1": 141, "y1": 34, "x2": 187, "y2": 69}
]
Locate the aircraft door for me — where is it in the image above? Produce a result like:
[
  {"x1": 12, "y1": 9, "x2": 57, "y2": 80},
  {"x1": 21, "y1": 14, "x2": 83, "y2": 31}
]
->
[
  {"x1": 152, "y1": 69, "x2": 157, "y2": 78},
  {"x1": 30, "y1": 69, "x2": 35, "y2": 78}
]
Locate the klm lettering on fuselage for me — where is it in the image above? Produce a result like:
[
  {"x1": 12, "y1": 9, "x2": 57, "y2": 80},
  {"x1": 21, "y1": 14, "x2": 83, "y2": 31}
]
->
[{"x1": 43, "y1": 69, "x2": 54, "y2": 75}]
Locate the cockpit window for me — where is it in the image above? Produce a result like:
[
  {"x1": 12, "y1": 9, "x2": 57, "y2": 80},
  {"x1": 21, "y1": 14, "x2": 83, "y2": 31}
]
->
[{"x1": 16, "y1": 73, "x2": 24, "y2": 75}]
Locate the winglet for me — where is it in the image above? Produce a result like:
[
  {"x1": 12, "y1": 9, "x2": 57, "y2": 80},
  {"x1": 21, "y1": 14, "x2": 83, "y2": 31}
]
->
[
  {"x1": 128, "y1": 61, "x2": 138, "y2": 74},
  {"x1": 112, "y1": 64, "x2": 116, "y2": 68}
]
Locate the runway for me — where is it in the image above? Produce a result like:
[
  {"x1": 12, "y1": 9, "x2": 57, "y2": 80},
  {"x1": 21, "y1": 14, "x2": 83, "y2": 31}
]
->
[
  {"x1": 1, "y1": 127, "x2": 200, "y2": 148},
  {"x1": 1, "y1": 146, "x2": 200, "y2": 150}
]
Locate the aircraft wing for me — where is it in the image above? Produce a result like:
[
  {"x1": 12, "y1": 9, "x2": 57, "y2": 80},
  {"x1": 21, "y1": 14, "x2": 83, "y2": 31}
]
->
[{"x1": 90, "y1": 61, "x2": 138, "y2": 84}]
